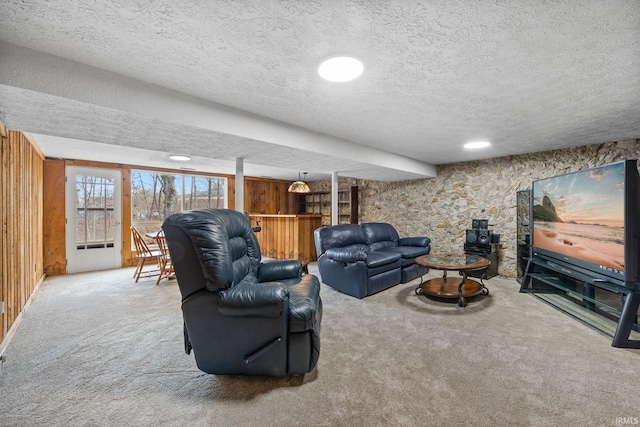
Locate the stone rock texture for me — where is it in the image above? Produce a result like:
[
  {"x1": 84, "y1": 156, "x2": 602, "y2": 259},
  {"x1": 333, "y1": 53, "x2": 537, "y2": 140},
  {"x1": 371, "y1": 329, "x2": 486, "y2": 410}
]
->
[{"x1": 310, "y1": 139, "x2": 640, "y2": 277}]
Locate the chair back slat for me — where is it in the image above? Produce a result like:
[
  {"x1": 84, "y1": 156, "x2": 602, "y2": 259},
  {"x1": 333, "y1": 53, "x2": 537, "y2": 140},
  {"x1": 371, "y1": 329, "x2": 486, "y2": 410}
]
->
[
  {"x1": 131, "y1": 226, "x2": 153, "y2": 256},
  {"x1": 130, "y1": 226, "x2": 166, "y2": 283}
]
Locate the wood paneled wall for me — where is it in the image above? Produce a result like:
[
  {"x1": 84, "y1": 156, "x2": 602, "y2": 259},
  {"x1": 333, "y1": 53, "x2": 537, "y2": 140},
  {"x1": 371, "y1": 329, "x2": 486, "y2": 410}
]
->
[
  {"x1": 225, "y1": 176, "x2": 298, "y2": 214},
  {"x1": 0, "y1": 122, "x2": 45, "y2": 348},
  {"x1": 42, "y1": 160, "x2": 297, "y2": 275},
  {"x1": 250, "y1": 214, "x2": 322, "y2": 262},
  {"x1": 42, "y1": 159, "x2": 66, "y2": 276}
]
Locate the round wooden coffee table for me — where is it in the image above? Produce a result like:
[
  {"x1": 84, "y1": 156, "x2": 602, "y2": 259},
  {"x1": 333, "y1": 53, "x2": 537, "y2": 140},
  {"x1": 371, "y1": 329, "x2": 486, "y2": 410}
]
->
[{"x1": 415, "y1": 253, "x2": 490, "y2": 307}]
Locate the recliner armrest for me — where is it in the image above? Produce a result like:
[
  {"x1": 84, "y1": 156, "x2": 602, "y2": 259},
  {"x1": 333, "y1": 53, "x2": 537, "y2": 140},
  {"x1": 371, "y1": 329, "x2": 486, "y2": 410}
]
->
[
  {"x1": 398, "y1": 236, "x2": 431, "y2": 247},
  {"x1": 219, "y1": 281, "x2": 288, "y2": 318},
  {"x1": 257, "y1": 259, "x2": 302, "y2": 281},
  {"x1": 325, "y1": 244, "x2": 368, "y2": 263},
  {"x1": 286, "y1": 275, "x2": 322, "y2": 333}
]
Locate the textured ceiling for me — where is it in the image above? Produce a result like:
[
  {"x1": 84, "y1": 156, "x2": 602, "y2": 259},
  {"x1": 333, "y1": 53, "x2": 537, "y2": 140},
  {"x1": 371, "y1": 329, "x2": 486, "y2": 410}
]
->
[{"x1": 0, "y1": 0, "x2": 639, "y2": 181}]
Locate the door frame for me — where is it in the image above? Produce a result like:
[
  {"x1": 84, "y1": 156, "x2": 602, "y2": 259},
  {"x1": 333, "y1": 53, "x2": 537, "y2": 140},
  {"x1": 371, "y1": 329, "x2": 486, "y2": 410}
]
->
[{"x1": 65, "y1": 166, "x2": 122, "y2": 273}]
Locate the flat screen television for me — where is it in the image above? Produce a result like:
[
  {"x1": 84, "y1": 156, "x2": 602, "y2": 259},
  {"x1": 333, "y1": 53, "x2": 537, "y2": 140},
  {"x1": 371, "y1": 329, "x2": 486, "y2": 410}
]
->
[{"x1": 531, "y1": 159, "x2": 640, "y2": 288}]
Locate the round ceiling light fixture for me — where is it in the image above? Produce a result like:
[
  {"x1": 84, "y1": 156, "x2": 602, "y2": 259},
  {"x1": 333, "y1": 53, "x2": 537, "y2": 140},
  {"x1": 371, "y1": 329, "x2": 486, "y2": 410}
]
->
[
  {"x1": 318, "y1": 56, "x2": 364, "y2": 82},
  {"x1": 169, "y1": 154, "x2": 191, "y2": 161},
  {"x1": 464, "y1": 141, "x2": 491, "y2": 149}
]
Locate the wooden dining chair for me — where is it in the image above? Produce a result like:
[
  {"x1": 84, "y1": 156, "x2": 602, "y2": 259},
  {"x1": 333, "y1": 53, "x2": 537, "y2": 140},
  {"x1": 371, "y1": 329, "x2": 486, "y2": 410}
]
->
[
  {"x1": 130, "y1": 226, "x2": 162, "y2": 282},
  {"x1": 155, "y1": 233, "x2": 175, "y2": 285}
]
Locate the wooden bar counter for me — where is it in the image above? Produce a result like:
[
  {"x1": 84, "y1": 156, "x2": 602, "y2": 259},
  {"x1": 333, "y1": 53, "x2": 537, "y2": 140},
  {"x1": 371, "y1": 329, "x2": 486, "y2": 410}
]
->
[{"x1": 249, "y1": 214, "x2": 323, "y2": 263}]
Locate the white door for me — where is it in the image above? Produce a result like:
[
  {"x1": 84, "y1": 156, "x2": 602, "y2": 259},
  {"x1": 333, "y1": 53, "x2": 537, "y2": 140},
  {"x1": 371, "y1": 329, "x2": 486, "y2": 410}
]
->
[{"x1": 66, "y1": 166, "x2": 122, "y2": 273}]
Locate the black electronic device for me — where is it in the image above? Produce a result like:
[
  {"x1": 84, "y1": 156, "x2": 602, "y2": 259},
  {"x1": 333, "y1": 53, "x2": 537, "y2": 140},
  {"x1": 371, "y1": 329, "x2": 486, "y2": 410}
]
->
[
  {"x1": 477, "y1": 229, "x2": 491, "y2": 245},
  {"x1": 465, "y1": 217, "x2": 498, "y2": 278},
  {"x1": 472, "y1": 219, "x2": 489, "y2": 229},
  {"x1": 531, "y1": 159, "x2": 640, "y2": 288},
  {"x1": 464, "y1": 242, "x2": 496, "y2": 254}
]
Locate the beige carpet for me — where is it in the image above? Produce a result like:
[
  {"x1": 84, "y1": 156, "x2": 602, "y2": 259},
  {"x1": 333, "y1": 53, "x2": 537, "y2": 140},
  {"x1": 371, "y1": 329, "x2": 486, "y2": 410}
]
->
[{"x1": 0, "y1": 264, "x2": 638, "y2": 426}]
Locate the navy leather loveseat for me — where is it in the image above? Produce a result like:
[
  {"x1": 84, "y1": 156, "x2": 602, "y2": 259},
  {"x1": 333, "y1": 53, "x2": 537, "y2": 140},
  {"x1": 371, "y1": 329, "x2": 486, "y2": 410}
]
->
[{"x1": 314, "y1": 222, "x2": 431, "y2": 298}]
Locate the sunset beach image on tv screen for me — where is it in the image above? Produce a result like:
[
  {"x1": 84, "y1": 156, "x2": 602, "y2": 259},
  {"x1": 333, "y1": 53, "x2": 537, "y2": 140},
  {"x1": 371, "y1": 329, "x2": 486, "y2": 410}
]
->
[{"x1": 532, "y1": 162, "x2": 625, "y2": 275}]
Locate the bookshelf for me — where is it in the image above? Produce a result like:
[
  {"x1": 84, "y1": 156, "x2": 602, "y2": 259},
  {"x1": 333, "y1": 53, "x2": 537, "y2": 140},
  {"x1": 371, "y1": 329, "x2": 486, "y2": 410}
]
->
[{"x1": 298, "y1": 186, "x2": 358, "y2": 226}]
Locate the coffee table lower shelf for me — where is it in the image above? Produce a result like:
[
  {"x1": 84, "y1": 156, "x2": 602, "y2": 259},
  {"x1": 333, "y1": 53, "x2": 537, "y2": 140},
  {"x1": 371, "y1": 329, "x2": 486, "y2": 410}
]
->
[{"x1": 416, "y1": 277, "x2": 488, "y2": 307}]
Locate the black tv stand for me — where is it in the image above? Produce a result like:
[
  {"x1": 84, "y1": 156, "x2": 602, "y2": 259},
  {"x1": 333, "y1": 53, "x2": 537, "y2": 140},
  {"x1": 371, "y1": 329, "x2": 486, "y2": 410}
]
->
[{"x1": 522, "y1": 254, "x2": 640, "y2": 348}]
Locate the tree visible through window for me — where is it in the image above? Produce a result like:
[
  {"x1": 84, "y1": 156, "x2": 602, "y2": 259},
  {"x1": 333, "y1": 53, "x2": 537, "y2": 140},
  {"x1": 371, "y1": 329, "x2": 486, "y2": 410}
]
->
[
  {"x1": 76, "y1": 175, "x2": 115, "y2": 249},
  {"x1": 131, "y1": 171, "x2": 226, "y2": 239}
]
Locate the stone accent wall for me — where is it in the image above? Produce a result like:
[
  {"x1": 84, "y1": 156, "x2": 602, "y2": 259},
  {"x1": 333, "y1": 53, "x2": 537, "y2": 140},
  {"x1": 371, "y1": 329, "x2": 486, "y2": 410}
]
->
[{"x1": 309, "y1": 139, "x2": 640, "y2": 277}]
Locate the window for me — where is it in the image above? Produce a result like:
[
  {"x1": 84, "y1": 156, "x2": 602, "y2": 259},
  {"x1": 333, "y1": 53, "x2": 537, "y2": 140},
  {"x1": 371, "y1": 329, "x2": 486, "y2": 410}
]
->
[
  {"x1": 131, "y1": 170, "x2": 226, "y2": 238},
  {"x1": 76, "y1": 175, "x2": 116, "y2": 249}
]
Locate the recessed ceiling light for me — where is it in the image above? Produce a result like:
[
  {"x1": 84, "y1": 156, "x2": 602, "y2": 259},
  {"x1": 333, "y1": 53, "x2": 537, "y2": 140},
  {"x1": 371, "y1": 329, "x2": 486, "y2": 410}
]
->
[
  {"x1": 318, "y1": 56, "x2": 364, "y2": 82},
  {"x1": 169, "y1": 154, "x2": 191, "y2": 161},
  {"x1": 464, "y1": 141, "x2": 491, "y2": 149}
]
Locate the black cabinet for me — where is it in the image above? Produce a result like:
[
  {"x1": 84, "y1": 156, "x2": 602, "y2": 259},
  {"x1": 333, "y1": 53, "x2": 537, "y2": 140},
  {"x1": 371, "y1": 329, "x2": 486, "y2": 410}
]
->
[{"x1": 464, "y1": 247, "x2": 498, "y2": 279}]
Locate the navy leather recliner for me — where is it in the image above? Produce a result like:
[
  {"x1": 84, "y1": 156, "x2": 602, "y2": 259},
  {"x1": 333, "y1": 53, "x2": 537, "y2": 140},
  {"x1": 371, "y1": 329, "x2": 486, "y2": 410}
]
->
[
  {"x1": 162, "y1": 209, "x2": 322, "y2": 376},
  {"x1": 314, "y1": 222, "x2": 431, "y2": 298}
]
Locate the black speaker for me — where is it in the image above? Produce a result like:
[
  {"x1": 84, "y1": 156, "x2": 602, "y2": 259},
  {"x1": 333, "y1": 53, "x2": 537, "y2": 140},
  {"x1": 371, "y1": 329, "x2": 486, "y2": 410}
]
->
[
  {"x1": 471, "y1": 219, "x2": 489, "y2": 229},
  {"x1": 478, "y1": 229, "x2": 492, "y2": 246},
  {"x1": 466, "y1": 229, "x2": 478, "y2": 244},
  {"x1": 490, "y1": 233, "x2": 501, "y2": 244}
]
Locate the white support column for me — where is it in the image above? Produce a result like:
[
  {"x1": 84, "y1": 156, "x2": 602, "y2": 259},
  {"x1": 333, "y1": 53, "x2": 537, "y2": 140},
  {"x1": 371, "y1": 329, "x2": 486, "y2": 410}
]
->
[
  {"x1": 235, "y1": 158, "x2": 244, "y2": 213},
  {"x1": 331, "y1": 171, "x2": 339, "y2": 225}
]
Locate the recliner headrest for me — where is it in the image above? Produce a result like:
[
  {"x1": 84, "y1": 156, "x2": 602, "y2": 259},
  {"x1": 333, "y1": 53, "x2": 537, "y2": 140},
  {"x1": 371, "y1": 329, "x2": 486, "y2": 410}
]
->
[{"x1": 163, "y1": 209, "x2": 261, "y2": 292}]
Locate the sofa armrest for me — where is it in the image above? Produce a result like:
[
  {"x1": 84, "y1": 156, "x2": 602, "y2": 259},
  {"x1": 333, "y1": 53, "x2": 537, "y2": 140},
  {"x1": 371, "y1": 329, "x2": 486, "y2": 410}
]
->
[
  {"x1": 257, "y1": 259, "x2": 302, "y2": 281},
  {"x1": 219, "y1": 281, "x2": 288, "y2": 317},
  {"x1": 399, "y1": 236, "x2": 431, "y2": 247},
  {"x1": 325, "y1": 244, "x2": 368, "y2": 263}
]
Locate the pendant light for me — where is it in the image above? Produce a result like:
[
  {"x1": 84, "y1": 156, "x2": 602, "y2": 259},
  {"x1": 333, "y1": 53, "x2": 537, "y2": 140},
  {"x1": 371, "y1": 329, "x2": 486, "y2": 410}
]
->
[{"x1": 288, "y1": 172, "x2": 311, "y2": 193}]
